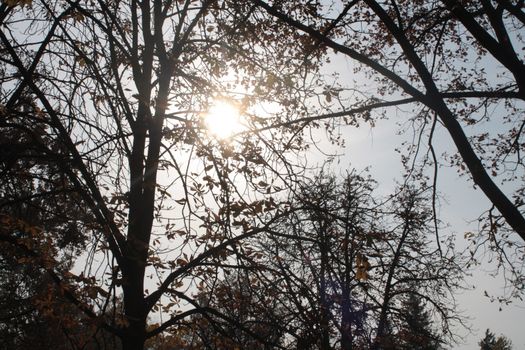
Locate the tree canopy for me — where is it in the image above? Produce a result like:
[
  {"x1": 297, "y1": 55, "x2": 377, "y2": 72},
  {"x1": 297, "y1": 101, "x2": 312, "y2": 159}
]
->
[
  {"x1": 1, "y1": 0, "x2": 524, "y2": 349},
  {"x1": 251, "y1": 0, "x2": 525, "y2": 300},
  {"x1": 479, "y1": 329, "x2": 513, "y2": 350}
]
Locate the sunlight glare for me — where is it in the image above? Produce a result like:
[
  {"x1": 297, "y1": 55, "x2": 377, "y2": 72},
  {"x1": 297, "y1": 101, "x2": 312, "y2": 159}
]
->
[{"x1": 204, "y1": 100, "x2": 244, "y2": 139}]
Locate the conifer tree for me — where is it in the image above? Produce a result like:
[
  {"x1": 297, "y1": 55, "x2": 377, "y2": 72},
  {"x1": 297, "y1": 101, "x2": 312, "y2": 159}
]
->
[
  {"x1": 479, "y1": 329, "x2": 512, "y2": 350},
  {"x1": 398, "y1": 293, "x2": 442, "y2": 350}
]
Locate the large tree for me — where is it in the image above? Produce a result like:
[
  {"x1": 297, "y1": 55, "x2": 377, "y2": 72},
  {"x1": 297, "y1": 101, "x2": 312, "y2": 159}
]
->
[{"x1": 0, "y1": 0, "x2": 316, "y2": 348}]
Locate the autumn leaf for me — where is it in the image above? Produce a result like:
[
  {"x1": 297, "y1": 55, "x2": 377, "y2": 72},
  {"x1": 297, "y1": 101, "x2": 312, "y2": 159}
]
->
[
  {"x1": 4, "y1": 0, "x2": 32, "y2": 7},
  {"x1": 176, "y1": 258, "x2": 188, "y2": 266}
]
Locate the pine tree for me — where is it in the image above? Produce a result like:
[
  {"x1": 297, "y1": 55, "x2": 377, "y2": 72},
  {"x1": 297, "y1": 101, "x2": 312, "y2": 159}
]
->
[
  {"x1": 480, "y1": 329, "x2": 497, "y2": 350},
  {"x1": 398, "y1": 293, "x2": 442, "y2": 350},
  {"x1": 479, "y1": 329, "x2": 512, "y2": 350}
]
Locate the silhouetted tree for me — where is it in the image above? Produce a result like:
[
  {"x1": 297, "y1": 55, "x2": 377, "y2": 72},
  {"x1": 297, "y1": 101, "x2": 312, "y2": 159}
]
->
[
  {"x1": 0, "y1": 0, "x2": 316, "y2": 348},
  {"x1": 397, "y1": 293, "x2": 442, "y2": 350},
  {"x1": 245, "y1": 172, "x2": 462, "y2": 349},
  {"x1": 479, "y1": 329, "x2": 513, "y2": 350}
]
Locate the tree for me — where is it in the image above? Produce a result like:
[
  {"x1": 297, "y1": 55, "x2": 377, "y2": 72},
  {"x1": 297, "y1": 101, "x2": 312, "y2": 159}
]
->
[
  {"x1": 0, "y1": 101, "x2": 99, "y2": 348},
  {"x1": 234, "y1": 171, "x2": 462, "y2": 349},
  {"x1": 0, "y1": 0, "x2": 314, "y2": 348},
  {"x1": 250, "y1": 0, "x2": 525, "y2": 298},
  {"x1": 479, "y1": 329, "x2": 513, "y2": 350},
  {"x1": 183, "y1": 271, "x2": 285, "y2": 349},
  {"x1": 493, "y1": 337, "x2": 513, "y2": 350},
  {"x1": 397, "y1": 293, "x2": 442, "y2": 350},
  {"x1": 480, "y1": 329, "x2": 497, "y2": 350}
]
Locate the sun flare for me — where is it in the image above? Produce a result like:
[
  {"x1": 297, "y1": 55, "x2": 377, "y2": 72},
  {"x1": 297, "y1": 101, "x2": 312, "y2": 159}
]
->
[{"x1": 204, "y1": 100, "x2": 244, "y2": 139}]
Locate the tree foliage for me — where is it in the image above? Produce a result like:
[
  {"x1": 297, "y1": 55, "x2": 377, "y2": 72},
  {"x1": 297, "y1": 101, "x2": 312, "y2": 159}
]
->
[
  {"x1": 251, "y1": 0, "x2": 525, "y2": 298},
  {"x1": 397, "y1": 293, "x2": 442, "y2": 350},
  {"x1": 177, "y1": 172, "x2": 462, "y2": 349},
  {"x1": 0, "y1": 0, "x2": 318, "y2": 348},
  {"x1": 479, "y1": 329, "x2": 513, "y2": 350},
  {"x1": 0, "y1": 0, "x2": 522, "y2": 349}
]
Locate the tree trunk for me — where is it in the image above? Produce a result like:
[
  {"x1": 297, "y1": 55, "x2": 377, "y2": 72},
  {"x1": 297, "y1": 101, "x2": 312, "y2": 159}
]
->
[
  {"x1": 121, "y1": 328, "x2": 146, "y2": 350},
  {"x1": 340, "y1": 292, "x2": 353, "y2": 350},
  {"x1": 121, "y1": 255, "x2": 147, "y2": 350}
]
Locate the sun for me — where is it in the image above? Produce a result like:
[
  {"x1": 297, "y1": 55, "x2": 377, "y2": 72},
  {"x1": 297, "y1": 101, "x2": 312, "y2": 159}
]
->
[{"x1": 203, "y1": 100, "x2": 244, "y2": 139}]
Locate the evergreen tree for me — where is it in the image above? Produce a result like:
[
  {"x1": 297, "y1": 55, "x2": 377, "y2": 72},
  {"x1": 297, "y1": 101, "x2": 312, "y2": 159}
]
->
[
  {"x1": 398, "y1": 293, "x2": 442, "y2": 350},
  {"x1": 479, "y1": 329, "x2": 512, "y2": 350},
  {"x1": 480, "y1": 329, "x2": 497, "y2": 350}
]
